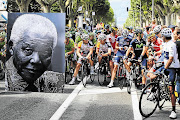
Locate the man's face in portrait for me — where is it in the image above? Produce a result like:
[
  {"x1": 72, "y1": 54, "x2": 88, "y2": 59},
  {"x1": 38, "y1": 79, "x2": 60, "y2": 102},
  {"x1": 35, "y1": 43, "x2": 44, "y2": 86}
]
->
[
  {"x1": 9, "y1": 14, "x2": 57, "y2": 84},
  {"x1": 12, "y1": 33, "x2": 53, "y2": 83}
]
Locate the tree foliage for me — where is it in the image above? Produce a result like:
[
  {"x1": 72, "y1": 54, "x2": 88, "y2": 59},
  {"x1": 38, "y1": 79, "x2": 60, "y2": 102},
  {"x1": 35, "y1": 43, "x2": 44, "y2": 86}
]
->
[{"x1": 124, "y1": 0, "x2": 180, "y2": 27}]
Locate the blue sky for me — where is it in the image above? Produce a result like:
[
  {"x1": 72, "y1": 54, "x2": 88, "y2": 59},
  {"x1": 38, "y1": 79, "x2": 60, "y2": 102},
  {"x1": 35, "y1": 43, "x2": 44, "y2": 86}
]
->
[{"x1": 109, "y1": 0, "x2": 131, "y2": 27}]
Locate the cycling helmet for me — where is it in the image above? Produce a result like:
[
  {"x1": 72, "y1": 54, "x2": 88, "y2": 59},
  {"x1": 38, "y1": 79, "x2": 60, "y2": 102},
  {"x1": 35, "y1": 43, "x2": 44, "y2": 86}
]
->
[
  {"x1": 105, "y1": 24, "x2": 110, "y2": 29},
  {"x1": 89, "y1": 32, "x2": 94, "y2": 37},
  {"x1": 153, "y1": 25, "x2": 161, "y2": 34},
  {"x1": 134, "y1": 29, "x2": 143, "y2": 35},
  {"x1": 122, "y1": 29, "x2": 129, "y2": 38},
  {"x1": 0, "y1": 31, "x2": 6, "y2": 38},
  {"x1": 98, "y1": 34, "x2": 106, "y2": 41},
  {"x1": 161, "y1": 28, "x2": 172, "y2": 37},
  {"x1": 65, "y1": 32, "x2": 72, "y2": 38},
  {"x1": 81, "y1": 34, "x2": 89, "y2": 40}
]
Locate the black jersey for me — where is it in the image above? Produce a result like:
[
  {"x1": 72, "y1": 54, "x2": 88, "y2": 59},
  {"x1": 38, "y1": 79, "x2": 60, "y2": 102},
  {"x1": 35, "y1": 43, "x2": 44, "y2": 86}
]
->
[{"x1": 130, "y1": 38, "x2": 147, "y2": 58}]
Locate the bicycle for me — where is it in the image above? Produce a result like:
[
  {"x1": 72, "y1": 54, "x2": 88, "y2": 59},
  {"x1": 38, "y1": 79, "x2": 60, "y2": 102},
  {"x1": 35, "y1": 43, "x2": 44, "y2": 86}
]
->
[
  {"x1": 125, "y1": 58, "x2": 142, "y2": 94},
  {"x1": 113, "y1": 56, "x2": 126, "y2": 90},
  {"x1": 65, "y1": 55, "x2": 75, "y2": 84},
  {"x1": 139, "y1": 71, "x2": 170, "y2": 118},
  {"x1": 97, "y1": 56, "x2": 111, "y2": 86},
  {"x1": 80, "y1": 58, "x2": 95, "y2": 87}
]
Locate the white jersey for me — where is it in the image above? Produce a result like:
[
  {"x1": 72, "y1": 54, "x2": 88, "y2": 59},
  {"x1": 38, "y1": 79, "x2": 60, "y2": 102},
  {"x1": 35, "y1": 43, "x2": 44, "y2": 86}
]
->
[{"x1": 163, "y1": 40, "x2": 180, "y2": 68}]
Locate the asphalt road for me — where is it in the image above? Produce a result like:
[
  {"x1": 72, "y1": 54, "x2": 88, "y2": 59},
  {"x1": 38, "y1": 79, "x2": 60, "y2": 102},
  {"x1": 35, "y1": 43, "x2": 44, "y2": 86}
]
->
[{"x1": 0, "y1": 76, "x2": 180, "y2": 120}]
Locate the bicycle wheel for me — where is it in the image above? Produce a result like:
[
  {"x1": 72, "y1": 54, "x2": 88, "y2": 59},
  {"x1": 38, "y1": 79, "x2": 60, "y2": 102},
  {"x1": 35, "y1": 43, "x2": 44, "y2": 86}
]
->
[
  {"x1": 90, "y1": 74, "x2": 95, "y2": 83},
  {"x1": 158, "y1": 80, "x2": 170, "y2": 110},
  {"x1": 81, "y1": 64, "x2": 87, "y2": 87},
  {"x1": 139, "y1": 82, "x2": 158, "y2": 118},
  {"x1": 98, "y1": 64, "x2": 106, "y2": 86},
  {"x1": 117, "y1": 66, "x2": 125, "y2": 89}
]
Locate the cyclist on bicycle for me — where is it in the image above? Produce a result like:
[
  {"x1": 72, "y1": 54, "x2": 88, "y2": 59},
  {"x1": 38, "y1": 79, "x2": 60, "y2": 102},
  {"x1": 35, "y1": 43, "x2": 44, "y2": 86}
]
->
[
  {"x1": 150, "y1": 28, "x2": 180, "y2": 119},
  {"x1": 124, "y1": 29, "x2": 147, "y2": 89},
  {"x1": 146, "y1": 26, "x2": 164, "y2": 79},
  {"x1": 89, "y1": 32, "x2": 97, "y2": 45},
  {"x1": 65, "y1": 32, "x2": 75, "y2": 58},
  {"x1": 108, "y1": 29, "x2": 132, "y2": 88},
  {"x1": 95, "y1": 34, "x2": 112, "y2": 73},
  {"x1": 69, "y1": 34, "x2": 94, "y2": 85},
  {"x1": 104, "y1": 24, "x2": 111, "y2": 35}
]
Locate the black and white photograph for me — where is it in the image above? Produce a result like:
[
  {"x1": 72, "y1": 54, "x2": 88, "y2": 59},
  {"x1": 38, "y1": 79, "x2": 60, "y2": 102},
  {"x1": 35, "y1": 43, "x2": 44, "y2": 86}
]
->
[{"x1": 6, "y1": 13, "x2": 65, "y2": 92}]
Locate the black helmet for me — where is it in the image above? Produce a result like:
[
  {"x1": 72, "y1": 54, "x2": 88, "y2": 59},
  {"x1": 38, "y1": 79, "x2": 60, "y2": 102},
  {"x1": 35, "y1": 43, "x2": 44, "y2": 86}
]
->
[{"x1": 105, "y1": 24, "x2": 110, "y2": 29}]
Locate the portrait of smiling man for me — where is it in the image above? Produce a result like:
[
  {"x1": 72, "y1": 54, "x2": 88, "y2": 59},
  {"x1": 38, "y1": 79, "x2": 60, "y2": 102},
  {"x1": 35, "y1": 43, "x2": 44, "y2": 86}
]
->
[{"x1": 5, "y1": 13, "x2": 65, "y2": 92}]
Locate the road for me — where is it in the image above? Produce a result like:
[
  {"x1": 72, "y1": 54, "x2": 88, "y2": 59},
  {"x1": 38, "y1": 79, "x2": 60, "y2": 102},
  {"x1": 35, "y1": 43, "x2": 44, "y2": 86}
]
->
[{"x1": 0, "y1": 76, "x2": 180, "y2": 120}]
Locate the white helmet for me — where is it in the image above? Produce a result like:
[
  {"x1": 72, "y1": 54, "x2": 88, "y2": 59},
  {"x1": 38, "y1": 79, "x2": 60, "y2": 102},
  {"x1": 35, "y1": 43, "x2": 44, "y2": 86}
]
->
[
  {"x1": 98, "y1": 34, "x2": 106, "y2": 41},
  {"x1": 161, "y1": 28, "x2": 172, "y2": 37},
  {"x1": 81, "y1": 34, "x2": 89, "y2": 40},
  {"x1": 122, "y1": 29, "x2": 129, "y2": 38},
  {"x1": 153, "y1": 25, "x2": 161, "y2": 34}
]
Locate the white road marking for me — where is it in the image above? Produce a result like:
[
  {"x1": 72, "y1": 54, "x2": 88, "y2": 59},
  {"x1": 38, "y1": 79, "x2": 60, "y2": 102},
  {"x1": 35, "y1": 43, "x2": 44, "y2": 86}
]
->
[
  {"x1": 49, "y1": 82, "x2": 83, "y2": 120},
  {"x1": 79, "y1": 87, "x2": 127, "y2": 95},
  {"x1": 131, "y1": 83, "x2": 143, "y2": 120}
]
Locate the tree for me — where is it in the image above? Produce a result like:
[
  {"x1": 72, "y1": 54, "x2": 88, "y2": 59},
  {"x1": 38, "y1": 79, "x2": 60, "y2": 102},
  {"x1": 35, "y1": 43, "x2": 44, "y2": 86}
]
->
[
  {"x1": 35, "y1": 0, "x2": 59, "y2": 13},
  {"x1": 7, "y1": 0, "x2": 20, "y2": 12},
  {"x1": 16, "y1": 0, "x2": 32, "y2": 12}
]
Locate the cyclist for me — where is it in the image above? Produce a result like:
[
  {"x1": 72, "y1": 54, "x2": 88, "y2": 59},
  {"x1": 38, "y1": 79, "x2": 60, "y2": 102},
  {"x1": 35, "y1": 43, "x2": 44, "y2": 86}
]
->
[
  {"x1": 104, "y1": 24, "x2": 111, "y2": 35},
  {"x1": 146, "y1": 26, "x2": 164, "y2": 79},
  {"x1": 175, "y1": 28, "x2": 180, "y2": 104},
  {"x1": 89, "y1": 32, "x2": 97, "y2": 45},
  {"x1": 69, "y1": 34, "x2": 94, "y2": 85},
  {"x1": 95, "y1": 34, "x2": 112, "y2": 72},
  {"x1": 65, "y1": 32, "x2": 75, "y2": 58},
  {"x1": 150, "y1": 28, "x2": 180, "y2": 119},
  {"x1": 124, "y1": 29, "x2": 147, "y2": 89},
  {"x1": 108, "y1": 29, "x2": 132, "y2": 88},
  {"x1": 126, "y1": 26, "x2": 134, "y2": 40}
]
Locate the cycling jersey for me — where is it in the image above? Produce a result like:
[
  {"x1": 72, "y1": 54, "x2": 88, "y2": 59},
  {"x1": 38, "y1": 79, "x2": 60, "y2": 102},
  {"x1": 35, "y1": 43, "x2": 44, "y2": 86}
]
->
[
  {"x1": 163, "y1": 40, "x2": 180, "y2": 68},
  {"x1": 128, "y1": 32, "x2": 134, "y2": 40},
  {"x1": 151, "y1": 38, "x2": 163, "y2": 52},
  {"x1": 117, "y1": 36, "x2": 132, "y2": 54},
  {"x1": 96, "y1": 41, "x2": 111, "y2": 53},
  {"x1": 130, "y1": 38, "x2": 147, "y2": 58},
  {"x1": 104, "y1": 30, "x2": 111, "y2": 35},
  {"x1": 106, "y1": 34, "x2": 118, "y2": 52},
  {"x1": 78, "y1": 41, "x2": 93, "y2": 54},
  {"x1": 65, "y1": 39, "x2": 74, "y2": 53},
  {"x1": 89, "y1": 38, "x2": 97, "y2": 46},
  {"x1": 75, "y1": 36, "x2": 82, "y2": 44}
]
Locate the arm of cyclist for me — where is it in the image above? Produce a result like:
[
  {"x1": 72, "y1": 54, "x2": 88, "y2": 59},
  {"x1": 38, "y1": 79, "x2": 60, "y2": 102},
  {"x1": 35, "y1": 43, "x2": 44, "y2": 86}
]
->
[
  {"x1": 86, "y1": 47, "x2": 93, "y2": 59},
  {"x1": 102, "y1": 49, "x2": 111, "y2": 57},
  {"x1": 164, "y1": 56, "x2": 173, "y2": 69},
  {"x1": 154, "y1": 45, "x2": 163, "y2": 56},
  {"x1": 125, "y1": 47, "x2": 133, "y2": 58},
  {"x1": 76, "y1": 47, "x2": 83, "y2": 58},
  {"x1": 66, "y1": 48, "x2": 75, "y2": 56}
]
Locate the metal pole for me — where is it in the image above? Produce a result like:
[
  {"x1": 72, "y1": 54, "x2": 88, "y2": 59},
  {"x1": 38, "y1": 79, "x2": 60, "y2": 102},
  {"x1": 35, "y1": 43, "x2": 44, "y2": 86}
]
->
[
  {"x1": 152, "y1": 0, "x2": 154, "y2": 20},
  {"x1": 133, "y1": 10, "x2": 135, "y2": 28},
  {"x1": 140, "y1": 0, "x2": 142, "y2": 27}
]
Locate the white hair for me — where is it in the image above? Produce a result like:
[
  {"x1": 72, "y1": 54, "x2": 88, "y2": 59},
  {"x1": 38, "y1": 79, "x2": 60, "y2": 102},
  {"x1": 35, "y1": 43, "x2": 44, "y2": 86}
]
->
[{"x1": 10, "y1": 14, "x2": 57, "y2": 49}]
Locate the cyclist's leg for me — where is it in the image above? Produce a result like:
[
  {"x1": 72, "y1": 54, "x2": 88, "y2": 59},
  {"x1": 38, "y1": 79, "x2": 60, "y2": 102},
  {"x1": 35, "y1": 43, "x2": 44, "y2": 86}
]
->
[
  {"x1": 87, "y1": 56, "x2": 94, "y2": 74},
  {"x1": 176, "y1": 69, "x2": 180, "y2": 104},
  {"x1": 110, "y1": 51, "x2": 122, "y2": 82},
  {"x1": 141, "y1": 58, "x2": 147, "y2": 87},
  {"x1": 69, "y1": 58, "x2": 82, "y2": 84},
  {"x1": 166, "y1": 69, "x2": 176, "y2": 112}
]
